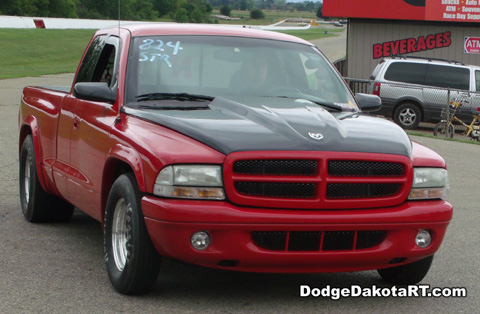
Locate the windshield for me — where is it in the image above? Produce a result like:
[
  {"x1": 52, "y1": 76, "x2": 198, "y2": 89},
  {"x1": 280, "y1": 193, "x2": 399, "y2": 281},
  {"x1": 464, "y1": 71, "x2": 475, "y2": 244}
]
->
[{"x1": 125, "y1": 35, "x2": 358, "y2": 111}]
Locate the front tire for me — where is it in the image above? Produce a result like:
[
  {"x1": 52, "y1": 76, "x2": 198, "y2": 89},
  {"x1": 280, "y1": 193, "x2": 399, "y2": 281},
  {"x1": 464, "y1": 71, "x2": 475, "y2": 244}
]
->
[
  {"x1": 19, "y1": 135, "x2": 74, "y2": 222},
  {"x1": 104, "y1": 173, "x2": 161, "y2": 295},
  {"x1": 393, "y1": 103, "x2": 421, "y2": 129},
  {"x1": 377, "y1": 255, "x2": 434, "y2": 285}
]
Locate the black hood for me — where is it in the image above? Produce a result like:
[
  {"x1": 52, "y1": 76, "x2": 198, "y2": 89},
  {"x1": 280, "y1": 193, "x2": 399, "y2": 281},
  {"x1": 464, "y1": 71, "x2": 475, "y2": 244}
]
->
[{"x1": 123, "y1": 96, "x2": 412, "y2": 157}]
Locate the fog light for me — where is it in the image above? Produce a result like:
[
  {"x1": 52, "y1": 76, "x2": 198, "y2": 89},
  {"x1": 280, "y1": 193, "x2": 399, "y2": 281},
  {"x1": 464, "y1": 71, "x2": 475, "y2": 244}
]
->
[
  {"x1": 415, "y1": 230, "x2": 432, "y2": 248},
  {"x1": 191, "y1": 231, "x2": 211, "y2": 251}
]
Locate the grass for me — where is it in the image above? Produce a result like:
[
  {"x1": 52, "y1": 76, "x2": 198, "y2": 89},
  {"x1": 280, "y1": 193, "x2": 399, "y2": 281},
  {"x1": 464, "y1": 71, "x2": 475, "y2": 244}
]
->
[{"x1": 0, "y1": 29, "x2": 95, "y2": 80}]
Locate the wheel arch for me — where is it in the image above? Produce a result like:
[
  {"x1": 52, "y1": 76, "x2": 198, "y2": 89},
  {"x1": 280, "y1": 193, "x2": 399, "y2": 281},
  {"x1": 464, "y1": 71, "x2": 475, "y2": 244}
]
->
[
  {"x1": 19, "y1": 116, "x2": 49, "y2": 192},
  {"x1": 101, "y1": 144, "x2": 146, "y2": 224},
  {"x1": 393, "y1": 98, "x2": 425, "y2": 121}
]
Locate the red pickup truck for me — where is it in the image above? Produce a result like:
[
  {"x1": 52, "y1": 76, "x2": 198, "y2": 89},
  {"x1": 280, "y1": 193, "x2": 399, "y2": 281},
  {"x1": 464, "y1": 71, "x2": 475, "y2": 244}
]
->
[{"x1": 19, "y1": 24, "x2": 452, "y2": 295}]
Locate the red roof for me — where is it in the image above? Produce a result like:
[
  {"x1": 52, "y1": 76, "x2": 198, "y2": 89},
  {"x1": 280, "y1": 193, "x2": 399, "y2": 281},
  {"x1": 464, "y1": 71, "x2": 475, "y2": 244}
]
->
[{"x1": 100, "y1": 23, "x2": 312, "y2": 45}]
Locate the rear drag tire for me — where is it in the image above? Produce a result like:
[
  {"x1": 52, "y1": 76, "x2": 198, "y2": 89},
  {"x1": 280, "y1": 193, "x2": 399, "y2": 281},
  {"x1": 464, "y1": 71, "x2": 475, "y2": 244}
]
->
[{"x1": 19, "y1": 135, "x2": 74, "y2": 223}]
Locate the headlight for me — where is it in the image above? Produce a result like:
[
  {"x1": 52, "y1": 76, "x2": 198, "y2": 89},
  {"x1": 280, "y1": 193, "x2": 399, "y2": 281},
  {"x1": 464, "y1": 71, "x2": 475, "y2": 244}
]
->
[
  {"x1": 409, "y1": 168, "x2": 449, "y2": 200},
  {"x1": 154, "y1": 165, "x2": 225, "y2": 200}
]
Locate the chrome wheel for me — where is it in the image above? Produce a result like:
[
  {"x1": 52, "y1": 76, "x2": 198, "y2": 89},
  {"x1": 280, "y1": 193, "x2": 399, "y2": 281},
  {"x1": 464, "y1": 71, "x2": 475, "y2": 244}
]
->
[
  {"x1": 24, "y1": 157, "x2": 31, "y2": 203},
  {"x1": 398, "y1": 108, "x2": 417, "y2": 127},
  {"x1": 394, "y1": 103, "x2": 421, "y2": 129},
  {"x1": 112, "y1": 198, "x2": 129, "y2": 271}
]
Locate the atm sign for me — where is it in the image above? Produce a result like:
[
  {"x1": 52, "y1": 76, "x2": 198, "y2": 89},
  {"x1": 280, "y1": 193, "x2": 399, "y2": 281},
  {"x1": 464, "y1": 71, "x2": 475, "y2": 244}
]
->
[{"x1": 464, "y1": 37, "x2": 480, "y2": 54}]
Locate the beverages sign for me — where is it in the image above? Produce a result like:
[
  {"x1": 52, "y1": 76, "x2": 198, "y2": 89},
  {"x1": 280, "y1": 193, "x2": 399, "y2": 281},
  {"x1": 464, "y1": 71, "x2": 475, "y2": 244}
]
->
[
  {"x1": 464, "y1": 37, "x2": 480, "y2": 53},
  {"x1": 373, "y1": 31, "x2": 452, "y2": 59}
]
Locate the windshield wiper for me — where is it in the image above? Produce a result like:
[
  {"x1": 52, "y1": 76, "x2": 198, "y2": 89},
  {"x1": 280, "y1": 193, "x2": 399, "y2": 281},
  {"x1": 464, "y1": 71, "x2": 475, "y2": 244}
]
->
[
  {"x1": 267, "y1": 95, "x2": 344, "y2": 112},
  {"x1": 135, "y1": 92, "x2": 214, "y2": 102},
  {"x1": 301, "y1": 98, "x2": 344, "y2": 112},
  {"x1": 134, "y1": 104, "x2": 209, "y2": 110}
]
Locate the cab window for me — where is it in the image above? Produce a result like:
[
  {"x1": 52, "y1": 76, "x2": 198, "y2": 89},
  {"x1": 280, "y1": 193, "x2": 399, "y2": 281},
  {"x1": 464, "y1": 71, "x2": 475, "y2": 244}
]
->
[{"x1": 76, "y1": 36, "x2": 120, "y2": 88}]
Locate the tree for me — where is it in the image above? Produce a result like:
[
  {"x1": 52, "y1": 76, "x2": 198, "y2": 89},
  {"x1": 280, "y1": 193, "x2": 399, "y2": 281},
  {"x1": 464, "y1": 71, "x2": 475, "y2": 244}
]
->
[
  {"x1": 0, "y1": 0, "x2": 214, "y2": 22},
  {"x1": 48, "y1": 0, "x2": 77, "y2": 18},
  {"x1": 190, "y1": 7, "x2": 204, "y2": 22},
  {"x1": 220, "y1": 5, "x2": 231, "y2": 16},
  {"x1": 316, "y1": 4, "x2": 323, "y2": 19},
  {"x1": 205, "y1": 2, "x2": 212, "y2": 13},
  {"x1": 174, "y1": 7, "x2": 189, "y2": 22},
  {"x1": 250, "y1": 7, "x2": 264, "y2": 19},
  {"x1": 171, "y1": 0, "x2": 210, "y2": 23},
  {"x1": 127, "y1": 0, "x2": 158, "y2": 20},
  {"x1": 152, "y1": 0, "x2": 173, "y2": 17},
  {"x1": 304, "y1": 1, "x2": 315, "y2": 12},
  {"x1": 0, "y1": 0, "x2": 77, "y2": 17},
  {"x1": 274, "y1": 0, "x2": 286, "y2": 11},
  {"x1": 239, "y1": 0, "x2": 247, "y2": 10}
]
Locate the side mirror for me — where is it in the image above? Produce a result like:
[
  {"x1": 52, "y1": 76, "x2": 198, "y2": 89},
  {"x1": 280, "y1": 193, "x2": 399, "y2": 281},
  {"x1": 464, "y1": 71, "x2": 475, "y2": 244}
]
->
[
  {"x1": 74, "y1": 82, "x2": 116, "y2": 104},
  {"x1": 356, "y1": 93, "x2": 382, "y2": 112}
]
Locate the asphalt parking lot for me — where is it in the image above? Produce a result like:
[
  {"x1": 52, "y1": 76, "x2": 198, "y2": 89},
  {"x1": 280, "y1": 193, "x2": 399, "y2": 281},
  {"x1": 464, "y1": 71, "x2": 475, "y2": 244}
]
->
[{"x1": 0, "y1": 72, "x2": 479, "y2": 313}]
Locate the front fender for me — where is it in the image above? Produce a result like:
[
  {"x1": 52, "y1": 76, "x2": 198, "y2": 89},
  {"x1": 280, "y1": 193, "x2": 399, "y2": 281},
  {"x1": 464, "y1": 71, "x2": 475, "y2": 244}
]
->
[
  {"x1": 411, "y1": 141, "x2": 446, "y2": 168},
  {"x1": 106, "y1": 144, "x2": 146, "y2": 192}
]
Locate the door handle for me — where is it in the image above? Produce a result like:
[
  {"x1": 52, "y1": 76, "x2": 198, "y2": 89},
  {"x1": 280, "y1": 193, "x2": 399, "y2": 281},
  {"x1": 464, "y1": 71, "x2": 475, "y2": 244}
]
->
[{"x1": 73, "y1": 115, "x2": 80, "y2": 128}]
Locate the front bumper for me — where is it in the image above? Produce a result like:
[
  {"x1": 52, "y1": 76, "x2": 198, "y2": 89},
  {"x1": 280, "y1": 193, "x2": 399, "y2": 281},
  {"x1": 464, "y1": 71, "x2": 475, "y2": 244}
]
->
[{"x1": 142, "y1": 196, "x2": 452, "y2": 273}]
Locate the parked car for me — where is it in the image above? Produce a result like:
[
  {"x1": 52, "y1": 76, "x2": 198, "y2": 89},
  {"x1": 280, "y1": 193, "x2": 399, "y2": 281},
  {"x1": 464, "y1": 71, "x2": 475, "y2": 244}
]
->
[
  {"x1": 19, "y1": 24, "x2": 452, "y2": 295},
  {"x1": 368, "y1": 56, "x2": 480, "y2": 129}
]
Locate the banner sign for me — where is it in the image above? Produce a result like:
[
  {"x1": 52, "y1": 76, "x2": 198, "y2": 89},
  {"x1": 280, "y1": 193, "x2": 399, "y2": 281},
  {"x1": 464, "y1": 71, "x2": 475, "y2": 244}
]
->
[
  {"x1": 323, "y1": 0, "x2": 425, "y2": 21},
  {"x1": 464, "y1": 36, "x2": 480, "y2": 53},
  {"x1": 324, "y1": 0, "x2": 480, "y2": 23}
]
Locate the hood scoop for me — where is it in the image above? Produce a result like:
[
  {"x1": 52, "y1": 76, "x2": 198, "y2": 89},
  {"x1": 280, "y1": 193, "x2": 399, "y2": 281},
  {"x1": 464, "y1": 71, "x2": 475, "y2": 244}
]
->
[{"x1": 209, "y1": 97, "x2": 347, "y2": 145}]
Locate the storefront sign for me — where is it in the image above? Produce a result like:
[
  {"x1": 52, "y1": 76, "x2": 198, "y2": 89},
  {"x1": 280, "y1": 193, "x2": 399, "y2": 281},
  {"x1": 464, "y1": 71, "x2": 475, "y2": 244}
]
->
[
  {"x1": 464, "y1": 36, "x2": 480, "y2": 53},
  {"x1": 373, "y1": 31, "x2": 452, "y2": 59}
]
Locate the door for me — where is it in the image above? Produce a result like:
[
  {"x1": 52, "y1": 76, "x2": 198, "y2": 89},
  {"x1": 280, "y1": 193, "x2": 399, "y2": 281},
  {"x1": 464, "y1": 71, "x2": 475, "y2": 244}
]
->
[
  {"x1": 55, "y1": 35, "x2": 108, "y2": 200},
  {"x1": 61, "y1": 35, "x2": 120, "y2": 220}
]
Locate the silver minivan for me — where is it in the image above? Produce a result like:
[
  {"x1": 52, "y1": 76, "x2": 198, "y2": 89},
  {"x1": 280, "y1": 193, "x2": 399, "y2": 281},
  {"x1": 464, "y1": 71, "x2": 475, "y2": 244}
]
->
[{"x1": 369, "y1": 56, "x2": 480, "y2": 129}]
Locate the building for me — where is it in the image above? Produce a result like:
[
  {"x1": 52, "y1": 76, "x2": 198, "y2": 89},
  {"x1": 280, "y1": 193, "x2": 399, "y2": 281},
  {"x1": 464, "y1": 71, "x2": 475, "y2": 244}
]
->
[{"x1": 324, "y1": 0, "x2": 480, "y2": 79}]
